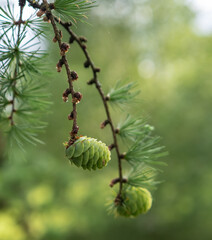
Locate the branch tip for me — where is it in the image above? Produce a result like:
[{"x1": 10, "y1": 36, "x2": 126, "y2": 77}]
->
[
  {"x1": 108, "y1": 143, "x2": 115, "y2": 151},
  {"x1": 68, "y1": 111, "x2": 74, "y2": 120},
  {"x1": 87, "y1": 79, "x2": 95, "y2": 85},
  {"x1": 94, "y1": 68, "x2": 100, "y2": 73},
  {"x1": 79, "y1": 36, "x2": 87, "y2": 43},
  {"x1": 84, "y1": 60, "x2": 90, "y2": 68},
  {"x1": 110, "y1": 178, "x2": 127, "y2": 188},
  {"x1": 100, "y1": 119, "x2": 110, "y2": 129}
]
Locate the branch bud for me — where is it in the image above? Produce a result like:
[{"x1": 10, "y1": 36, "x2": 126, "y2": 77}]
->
[
  {"x1": 72, "y1": 92, "x2": 83, "y2": 104},
  {"x1": 115, "y1": 128, "x2": 120, "y2": 134},
  {"x1": 68, "y1": 111, "x2": 74, "y2": 120},
  {"x1": 79, "y1": 36, "x2": 87, "y2": 43},
  {"x1": 60, "y1": 42, "x2": 70, "y2": 56},
  {"x1": 100, "y1": 120, "x2": 110, "y2": 129},
  {"x1": 53, "y1": 36, "x2": 57, "y2": 43},
  {"x1": 94, "y1": 68, "x2": 101, "y2": 73},
  {"x1": 84, "y1": 60, "x2": 90, "y2": 68},
  {"x1": 81, "y1": 44, "x2": 87, "y2": 50},
  {"x1": 108, "y1": 144, "x2": 115, "y2": 151},
  {"x1": 87, "y1": 79, "x2": 95, "y2": 85},
  {"x1": 64, "y1": 22, "x2": 72, "y2": 27},
  {"x1": 56, "y1": 58, "x2": 64, "y2": 72},
  {"x1": 62, "y1": 88, "x2": 71, "y2": 102},
  {"x1": 70, "y1": 71, "x2": 78, "y2": 81},
  {"x1": 105, "y1": 95, "x2": 110, "y2": 101}
]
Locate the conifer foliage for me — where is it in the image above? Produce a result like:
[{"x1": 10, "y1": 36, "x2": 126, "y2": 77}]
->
[
  {"x1": 0, "y1": 0, "x2": 49, "y2": 153},
  {"x1": 0, "y1": 0, "x2": 167, "y2": 218}
]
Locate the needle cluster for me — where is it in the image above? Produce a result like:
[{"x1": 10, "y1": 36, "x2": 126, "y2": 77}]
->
[{"x1": 0, "y1": 1, "x2": 49, "y2": 153}]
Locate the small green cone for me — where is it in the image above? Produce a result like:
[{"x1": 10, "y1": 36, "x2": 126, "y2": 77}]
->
[
  {"x1": 65, "y1": 136, "x2": 111, "y2": 170},
  {"x1": 115, "y1": 186, "x2": 152, "y2": 217}
]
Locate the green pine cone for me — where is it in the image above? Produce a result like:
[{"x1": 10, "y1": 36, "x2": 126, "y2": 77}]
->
[
  {"x1": 65, "y1": 136, "x2": 111, "y2": 170},
  {"x1": 116, "y1": 186, "x2": 152, "y2": 217}
]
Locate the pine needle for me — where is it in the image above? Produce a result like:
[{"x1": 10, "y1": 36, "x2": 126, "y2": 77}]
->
[
  {"x1": 106, "y1": 81, "x2": 140, "y2": 107},
  {"x1": 127, "y1": 163, "x2": 161, "y2": 190},
  {"x1": 117, "y1": 115, "x2": 154, "y2": 141},
  {"x1": 53, "y1": 0, "x2": 96, "y2": 24},
  {"x1": 125, "y1": 135, "x2": 168, "y2": 166}
]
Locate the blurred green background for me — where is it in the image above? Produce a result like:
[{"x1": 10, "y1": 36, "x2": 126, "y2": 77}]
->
[{"x1": 0, "y1": 0, "x2": 212, "y2": 239}]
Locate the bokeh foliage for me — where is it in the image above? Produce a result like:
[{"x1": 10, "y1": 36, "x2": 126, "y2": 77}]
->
[{"x1": 0, "y1": 0, "x2": 212, "y2": 239}]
